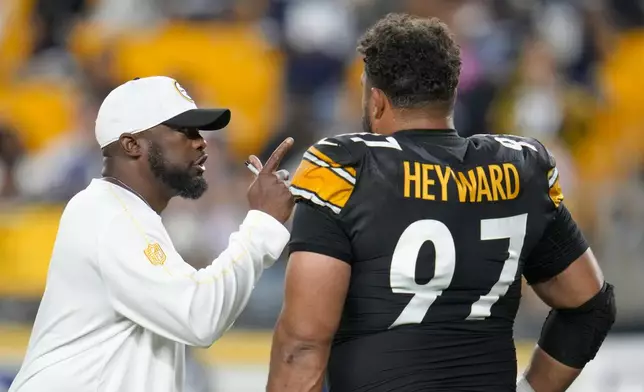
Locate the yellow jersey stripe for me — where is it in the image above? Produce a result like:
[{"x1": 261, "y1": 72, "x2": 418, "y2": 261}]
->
[
  {"x1": 291, "y1": 160, "x2": 355, "y2": 210},
  {"x1": 290, "y1": 186, "x2": 342, "y2": 214},
  {"x1": 547, "y1": 168, "x2": 564, "y2": 207},
  {"x1": 303, "y1": 152, "x2": 355, "y2": 185},
  {"x1": 308, "y1": 146, "x2": 358, "y2": 177}
]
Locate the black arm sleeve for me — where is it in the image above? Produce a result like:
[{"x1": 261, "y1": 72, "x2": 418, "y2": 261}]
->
[
  {"x1": 523, "y1": 205, "x2": 590, "y2": 285},
  {"x1": 288, "y1": 201, "x2": 353, "y2": 264}
]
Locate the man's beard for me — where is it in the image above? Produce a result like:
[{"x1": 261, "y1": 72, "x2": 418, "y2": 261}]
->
[
  {"x1": 147, "y1": 141, "x2": 208, "y2": 199},
  {"x1": 361, "y1": 108, "x2": 373, "y2": 134}
]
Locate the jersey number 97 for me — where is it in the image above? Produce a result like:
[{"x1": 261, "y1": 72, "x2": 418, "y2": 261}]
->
[{"x1": 389, "y1": 214, "x2": 528, "y2": 328}]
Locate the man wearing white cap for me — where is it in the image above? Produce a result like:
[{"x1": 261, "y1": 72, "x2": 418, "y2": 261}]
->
[{"x1": 9, "y1": 76, "x2": 295, "y2": 392}]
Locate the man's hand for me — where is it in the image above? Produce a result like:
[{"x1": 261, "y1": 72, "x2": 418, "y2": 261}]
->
[{"x1": 247, "y1": 137, "x2": 295, "y2": 224}]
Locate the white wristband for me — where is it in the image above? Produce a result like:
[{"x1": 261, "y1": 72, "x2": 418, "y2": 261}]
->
[{"x1": 517, "y1": 376, "x2": 536, "y2": 392}]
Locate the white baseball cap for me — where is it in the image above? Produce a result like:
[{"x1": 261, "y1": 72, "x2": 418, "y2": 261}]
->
[{"x1": 95, "y1": 76, "x2": 231, "y2": 148}]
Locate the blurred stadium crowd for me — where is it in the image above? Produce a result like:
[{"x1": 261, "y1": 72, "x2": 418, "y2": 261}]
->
[{"x1": 0, "y1": 0, "x2": 643, "y2": 348}]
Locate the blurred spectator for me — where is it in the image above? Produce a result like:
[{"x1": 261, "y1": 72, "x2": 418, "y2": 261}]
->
[
  {"x1": 259, "y1": 0, "x2": 357, "y2": 167},
  {"x1": 32, "y1": 0, "x2": 87, "y2": 55},
  {"x1": 0, "y1": 123, "x2": 24, "y2": 199},
  {"x1": 13, "y1": 93, "x2": 101, "y2": 202},
  {"x1": 88, "y1": 0, "x2": 161, "y2": 35},
  {"x1": 78, "y1": 48, "x2": 119, "y2": 102},
  {"x1": 27, "y1": 0, "x2": 87, "y2": 77},
  {"x1": 488, "y1": 38, "x2": 592, "y2": 204},
  {"x1": 490, "y1": 38, "x2": 593, "y2": 145},
  {"x1": 608, "y1": 0, "x2": 644, "y2": 30}
]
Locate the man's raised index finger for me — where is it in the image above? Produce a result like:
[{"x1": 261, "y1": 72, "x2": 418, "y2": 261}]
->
[{"x1": 261, "y1": 137, "x2": 294, "y2": 173}]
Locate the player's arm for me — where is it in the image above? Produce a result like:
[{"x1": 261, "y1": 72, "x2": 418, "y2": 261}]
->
[
  {"x1": 267, "y1": 246, "x2": 350, "y2": 392},
  {"x1": 519, "y1": 157, "x2": 616, "y2": 391},
  {"x1": 268, "y1": 138, "x2": 359, "y2": 391},
  {"x1": 521, "y1": 248, "x2": 613, "y2": 392},
  {"x1": 99, "y1": 208, "x2": 288, "y2": 348}
]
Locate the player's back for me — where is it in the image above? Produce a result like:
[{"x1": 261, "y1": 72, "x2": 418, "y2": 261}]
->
[{"x1": 290, "y1": 129, "x2": 562, "y2": 392}]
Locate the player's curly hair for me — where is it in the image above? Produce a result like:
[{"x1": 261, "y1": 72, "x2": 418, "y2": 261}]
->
[{"x1": 357, "y1": 13, "x2": 461, "y2": 110}]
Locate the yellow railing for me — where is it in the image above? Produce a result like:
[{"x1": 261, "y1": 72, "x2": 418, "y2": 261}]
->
[
  {"x1": 0, "y1": 205, "x2": 63, "y2": 297},
  {"x1": 0, "y1": 325, "x2": 535, "y2": 367}
]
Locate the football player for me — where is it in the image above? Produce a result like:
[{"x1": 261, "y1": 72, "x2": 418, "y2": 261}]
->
[{"x1": 267, "y1": 13, "x2": 615, "y2": 392}]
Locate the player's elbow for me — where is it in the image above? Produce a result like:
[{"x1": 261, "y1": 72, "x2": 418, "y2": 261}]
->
[
  {"x1": 538, "y1": 282, "x2": 616, "y2": 369},
  {"x1": 279, "y1": 339, "x2": 324, "y2": 367},
  {"x1": 274, "y1": 319, "x2": 333, "y2": 364},
  {"x1": 282, "y1": 318, "x2": 335, "y2": 346}
]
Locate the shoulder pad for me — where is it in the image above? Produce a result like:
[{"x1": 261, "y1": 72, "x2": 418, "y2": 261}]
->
[
  {"x1": 475, "y1": 134, "x2": 562, "y2": 208},
  {"x1": 471, "y1": 134, "x2": 554, "y2": 167},
  {"x1": 309, "y1": 133, "x2": 374, "y2": 164},
  {"x1": 290, "y1": 134, "x2": 366, "y2": 215}
]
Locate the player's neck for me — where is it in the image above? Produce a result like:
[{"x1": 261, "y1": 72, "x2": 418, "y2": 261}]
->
[
  {"x1": 102, "y1": 166, "x2": 171, "y2": 214},
  {"x1": 381, "y1": 115, "x2": 455, "y2": 135}
]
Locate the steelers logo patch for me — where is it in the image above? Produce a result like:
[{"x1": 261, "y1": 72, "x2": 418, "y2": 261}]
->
[{"x1": 174, "y1": 81, "x2": 194, "y2": 103}]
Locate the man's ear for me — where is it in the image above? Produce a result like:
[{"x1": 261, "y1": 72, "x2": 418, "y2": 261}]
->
[
  {"x1": 118, "y1": 134, "x2": 143, "y2": 158},
  {"x1": 371, "y1": 88, "x2": 387, "y2": 120}
]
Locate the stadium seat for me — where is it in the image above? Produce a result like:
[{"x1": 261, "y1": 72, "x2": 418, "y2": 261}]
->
[
  {"x1": 0, "y1": 79, "x2": 77, "y2": 152},
  {"x1": 67, "y1": 19, "x2": 111, "y2": 67},
  {"x1": 109, "y1": 22, "x2": 284, "y2": 159}
]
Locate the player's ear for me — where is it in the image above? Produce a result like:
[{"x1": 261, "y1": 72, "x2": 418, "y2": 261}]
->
[
  {"x1": 371, "y1": 87, "x2": 387, "y2": 120},
  {"x1": 118, "y1": 133, "x2": 143, "y2": 158}
]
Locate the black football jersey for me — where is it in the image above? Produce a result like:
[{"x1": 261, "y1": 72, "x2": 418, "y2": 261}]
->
[{"x1": 288, "y1": 129, "x2": 588, "y2": 392}]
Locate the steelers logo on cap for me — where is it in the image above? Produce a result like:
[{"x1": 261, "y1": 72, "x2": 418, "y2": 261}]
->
[{"x1": 174, "y1": 81, "x2": 194, "y2": 103}]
